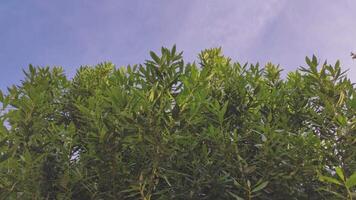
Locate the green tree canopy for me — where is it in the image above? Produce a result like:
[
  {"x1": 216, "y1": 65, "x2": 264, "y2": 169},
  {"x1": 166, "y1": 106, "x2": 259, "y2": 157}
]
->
[{"x1": 0, "y1": 46, "x2": 355, "y2": 199}]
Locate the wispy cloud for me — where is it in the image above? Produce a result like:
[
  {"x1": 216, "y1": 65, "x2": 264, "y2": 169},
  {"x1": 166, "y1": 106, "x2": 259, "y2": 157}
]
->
[
  {"x1": 0, "y1": 0, "x2": 355, "y2": 91},
  {"x1": 244, "y1": 0, "x2": 356, "y2": 79},
  {"x1": 172, "y1": 0, "x2": 288, "y2": 61}
]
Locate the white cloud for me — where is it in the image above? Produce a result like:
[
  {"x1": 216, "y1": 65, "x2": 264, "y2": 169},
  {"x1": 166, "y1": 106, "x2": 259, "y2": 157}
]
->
[{"x1": 172, "y1": 0, "x2": 287, "y2": 61}]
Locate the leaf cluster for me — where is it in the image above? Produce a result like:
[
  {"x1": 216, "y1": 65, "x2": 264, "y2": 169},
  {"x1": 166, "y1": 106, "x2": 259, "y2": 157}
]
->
[{"x1": 0, "y1": 47, "x2": 355, "y2": 199}]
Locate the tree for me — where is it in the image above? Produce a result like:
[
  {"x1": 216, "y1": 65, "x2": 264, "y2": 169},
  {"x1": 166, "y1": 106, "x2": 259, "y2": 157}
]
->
[{"x1": 0, "y1": 46, "x2": 355, "y2": 199}]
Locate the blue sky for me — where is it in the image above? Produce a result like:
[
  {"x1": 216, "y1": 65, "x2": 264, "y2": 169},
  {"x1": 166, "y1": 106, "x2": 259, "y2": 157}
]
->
[{"x1": 1, "y1": 0, "x2": 355, "y2": 91}]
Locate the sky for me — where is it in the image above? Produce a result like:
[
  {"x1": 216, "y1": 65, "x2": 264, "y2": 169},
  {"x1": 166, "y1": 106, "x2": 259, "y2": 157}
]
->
[{"x1": 1, "y1": 0, "x2": 356, "y2": 91}]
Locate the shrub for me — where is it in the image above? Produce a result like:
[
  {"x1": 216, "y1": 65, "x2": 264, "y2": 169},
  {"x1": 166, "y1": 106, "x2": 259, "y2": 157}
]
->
[{"x1": 0, "y1": 46, "x2": 355, "y2": 199}]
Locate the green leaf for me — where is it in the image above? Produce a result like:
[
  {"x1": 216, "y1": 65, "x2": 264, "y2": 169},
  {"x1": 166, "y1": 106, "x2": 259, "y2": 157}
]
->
[
  {"x1": 335, "y1": 167, "x2": 345, "y2": 181},
  {"x1": 233, "y1": 179, "x2": 242, "y2": 187},
  {"x1": 312, "y1": 55, "x2": 318, "y2": 66},
  {"x1": 349, "y1": 98, "x2": 356, "y2": 109},
  {"x1": 318, "y1": 187, "x2": 345, "y2": 199},
  {"x1": 0, "y1": 90, "x2": 3, "y2": 102},
  {"x1": 228, "y1": 191, "x2": 244, "y2": 200},
  {"x1": 252, "y1": 181, "x2": 269, "y2": 193},
  {"x1": 335, "y1": 60, "x2": 340, "y2": 69},
  {"x1": 171, "y1": 45, "x2": 176, "y2": 57},
  {"x1": 335, "y1": 115, "x2": 347, "y2": 126},
  {"x1": 218, "y1": 101, "x2": 229, "y2": 124},
  {"x1": 319, "y1": 175, "x2": 342, "y2": 185},
  {"x1": 162, "y1": 175, "x2": 172, "y2": 187},
  {"x1": 346, "y1": 172, "x2": 356, "y2": 188},
  {"x1": 150, "y1": 51, "x2": 161, "y2": 64},
  {"x1": 305, "y1": 56, "x2": 312, "y2": 66},
  {"x1": 29, "y1": 64, "x2": 36, "y2": 75}
]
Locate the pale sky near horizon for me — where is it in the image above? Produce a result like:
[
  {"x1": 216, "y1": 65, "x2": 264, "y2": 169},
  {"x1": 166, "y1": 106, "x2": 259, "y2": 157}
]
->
[{"x1": 1, "y1": 0, "x2": 355, "y2": 91}]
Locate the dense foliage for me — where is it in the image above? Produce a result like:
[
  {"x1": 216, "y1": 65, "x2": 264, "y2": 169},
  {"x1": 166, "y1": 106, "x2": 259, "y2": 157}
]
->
[{"x1": 0, "y1": 46, "x2": 355, "y2": 199}]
